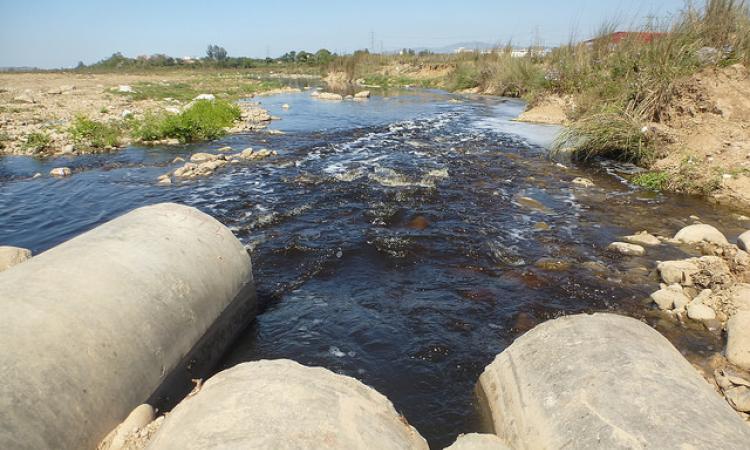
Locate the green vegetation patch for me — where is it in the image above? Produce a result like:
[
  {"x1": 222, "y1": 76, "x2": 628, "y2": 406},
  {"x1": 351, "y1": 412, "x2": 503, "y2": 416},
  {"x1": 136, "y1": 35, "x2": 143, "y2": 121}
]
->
[
  {"x1": 69, "y1": 116, "x2": 123, "y2": 148},
  {"x1": 131, "y1": 99, "x2": 241, "y2": 143},
  {"x1": 632, "y1": 171, "x2": 670, "y2": 191},
  {"x1": 22, "y1": 132, "x2": 51, "y2": 153},
  {"x1": 114, "y1": 82, "x2": 198, "y2": 102}
]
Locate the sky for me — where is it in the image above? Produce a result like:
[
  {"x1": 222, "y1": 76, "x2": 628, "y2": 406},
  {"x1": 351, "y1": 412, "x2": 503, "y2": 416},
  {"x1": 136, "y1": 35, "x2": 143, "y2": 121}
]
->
[{"x1": 0, "y1": 0, "x2": 689, "y2": 68}]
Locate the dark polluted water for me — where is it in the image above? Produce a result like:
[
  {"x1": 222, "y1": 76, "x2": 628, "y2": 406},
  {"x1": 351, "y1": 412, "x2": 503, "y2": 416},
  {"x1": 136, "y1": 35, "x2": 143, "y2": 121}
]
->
[{"x1": 1, "y1": 89, "x2": 746, "y2": 448}]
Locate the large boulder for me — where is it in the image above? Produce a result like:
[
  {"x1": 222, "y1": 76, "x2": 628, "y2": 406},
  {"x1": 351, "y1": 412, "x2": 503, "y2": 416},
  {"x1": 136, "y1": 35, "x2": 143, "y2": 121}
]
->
[
  {"x1": 727, "y1": 311, "x2": 750, "y2": 370},
  {"x1": 0, "y1": 246, "x2": 32, "y2": 272},
  {"x1": 147, "y1": 360, "x2": 428, "y2": 450},
  {"x1": 674, "y1": 224, "x2": 729, "y2": 245},
  {"x1": 477, "y1": 314, "x2": 750, "y2": 449}
]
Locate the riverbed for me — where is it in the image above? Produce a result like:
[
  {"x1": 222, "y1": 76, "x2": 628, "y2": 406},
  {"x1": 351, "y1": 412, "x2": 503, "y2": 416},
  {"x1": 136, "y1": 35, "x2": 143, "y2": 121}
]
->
[{"x1": 1, "y1": 88, "x2": 746, "y2": 448}]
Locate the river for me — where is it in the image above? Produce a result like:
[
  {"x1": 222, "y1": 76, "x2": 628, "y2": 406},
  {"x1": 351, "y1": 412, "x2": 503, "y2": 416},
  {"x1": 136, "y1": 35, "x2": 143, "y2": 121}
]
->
[{"x1": 0, "y1": 88, "x2": 744, "y2": 448}]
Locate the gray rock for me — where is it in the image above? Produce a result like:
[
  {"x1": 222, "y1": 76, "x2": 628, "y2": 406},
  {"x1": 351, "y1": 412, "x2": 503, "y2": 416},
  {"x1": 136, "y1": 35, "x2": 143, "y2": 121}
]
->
[
  {"x1": 13, "y1": 90, "x2": 35, "y2": 103},
  {"x1": 189, "y1": 152, "x2": 220, "y2": 163},
  {"x1": 317, "y1": 92, "x2": 344, "y2": 101},
  {"x1": 687, "y1": 302, "x2": 717, "y2": 321},
  {"x1": 571, "y1": 177, "x2": 595, "y2": 188},
  {"x1": 674, "y1": 224, "x2": 729, "y2": 245},
  {"x1": 0, "y1": 246, "x2": 32, "y2": 272},
  {"x1": 117, "y1": 85, "x2": 134, "y2": 93},
  {"x1": 738, "y1": 230, "x2": 750, "y2": 252},
  {"x1": 651, "y1": 286, "x2": 690, "y2": 311},
  {"x1": 731, "y1": 284, "x2": 750, "y2": 311},
  {"x1": 697, "y1": 46, "x2": 721, "y2": 65},
  {"x1": 477, "y1": 314, "x2": 750, "y2": 449},
  {"x1": 658, "y1": 260, "x2": 700, "y2": 285},
  {"x1": 623, "y1": 232, "x2": 660, "y2": 247},
  {"x1": 193, "y1": 93, "x2": 215, "y2": 101},
  {"x1": 445, "y1": 433, "x2": 510, "y2": 450},
  {"x1": 727, "y1": 312, "x2": 750, "y2": 370},
  {"x1": 49, "y1": 167, "x2": 72, "y2": 177},
  {"x1": 60, "y1": 144, "x2": 75, "y2": 155},
  {"x1": 147, "y1": 360, "x2": 428, "y2": 450},
  {"x1": 725, "y1": 386, "x2": 750, "y2": 412},
  {"x1": 608, "y1": 242, "x2": 645, "y2": 256}
]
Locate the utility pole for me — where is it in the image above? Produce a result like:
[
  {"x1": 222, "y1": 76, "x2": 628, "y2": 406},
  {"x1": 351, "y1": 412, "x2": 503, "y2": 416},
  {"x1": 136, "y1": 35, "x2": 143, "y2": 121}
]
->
[{"x1": 370, "y1": 31, "x2": 375, "y2": 52}]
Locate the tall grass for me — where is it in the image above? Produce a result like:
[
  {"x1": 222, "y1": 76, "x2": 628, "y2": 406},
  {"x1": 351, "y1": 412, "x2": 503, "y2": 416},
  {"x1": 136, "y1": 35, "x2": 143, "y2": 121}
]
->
[{"x1": 549, "y1": 0, "x2": 750, "y2": 162}]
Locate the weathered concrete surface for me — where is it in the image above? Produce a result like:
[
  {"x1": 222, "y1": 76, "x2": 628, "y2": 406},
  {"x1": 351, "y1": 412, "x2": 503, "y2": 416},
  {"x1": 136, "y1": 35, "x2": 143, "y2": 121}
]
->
[
  {"x1": 0, "y1": 203, "x2": 255, "y2": 450},
  {"x1": 148, "y1": 360, "x2": 428, "y2": 450},
  {"x1": 0, "y1": 245, "x2": 31, "y2": 272},
  {"x1": 477, "y1": 313, "x2": 750, "y2": 450},
  {"x1": 445, "y1": 433, "x2": 511, "y2": 450}
]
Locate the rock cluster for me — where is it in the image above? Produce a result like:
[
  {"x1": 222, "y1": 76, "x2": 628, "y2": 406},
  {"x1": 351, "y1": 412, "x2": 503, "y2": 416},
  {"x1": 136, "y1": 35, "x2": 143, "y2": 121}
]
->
[
  {"x1": 159, "y1": 148, "x2": 277, "y2": 182},
  {"x1": 628, "y1": 222, "x2": 750, "y2": 416}
]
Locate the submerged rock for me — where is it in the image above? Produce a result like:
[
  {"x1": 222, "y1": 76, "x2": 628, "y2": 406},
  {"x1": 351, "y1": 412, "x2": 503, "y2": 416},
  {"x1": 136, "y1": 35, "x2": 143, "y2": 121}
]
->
[
  {"x1": 0, "y1": 246, "x2": 32, "y2": 272},
  {"x1": 49, "y1": 167, "x2": 72, "y2": 177},
  {"x1": 571, "y1": 177, "x2": 594, "y2": 188},
  {"x1": 317, "y1": 92, "x2": 344, "y2": 101},
  {"x1": 674, "y1": 224, "x2": 729, "y2": 246},
  {"x1": 607, "y1": 242, "x2": 645, "y2": 256},
  {"x1": 189, "y1": 152, "x2": 221, "y2": 163}
]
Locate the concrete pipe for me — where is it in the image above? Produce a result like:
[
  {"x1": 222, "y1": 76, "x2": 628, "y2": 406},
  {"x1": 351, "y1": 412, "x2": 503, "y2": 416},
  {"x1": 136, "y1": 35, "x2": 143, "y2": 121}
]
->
[
  {"x1": 148, "y1": 359, "x2": 429, "y2": 450},
  {"x1": 0, "y1": 203, "x2": 256, "y2": 450},
  {"x1": 477, "y1": 313, "x2": 750, "y2": 449}
]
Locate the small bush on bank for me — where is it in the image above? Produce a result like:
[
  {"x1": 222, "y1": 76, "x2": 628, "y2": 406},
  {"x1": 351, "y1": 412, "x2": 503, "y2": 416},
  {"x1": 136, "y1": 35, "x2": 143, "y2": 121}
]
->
[
  {"x1": 632, "y1": 171, "x2": 671, "y2": 191},
  {"x1": 22, "y1": 132, "x2": 51, "y2": 153},
  {"x1": 69, "y1": 116, "x2": 123, "y2": 148},
  {"x1": 130, "y1": 100, "x2": 241, "y2": 143}
]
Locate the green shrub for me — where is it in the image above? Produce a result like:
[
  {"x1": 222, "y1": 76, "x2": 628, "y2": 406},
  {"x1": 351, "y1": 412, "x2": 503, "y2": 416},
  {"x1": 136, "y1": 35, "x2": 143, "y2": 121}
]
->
[
  {"x1": 130, "y1": 100, "x2": 241, "y2": 143},
  {"x1": 632, "y1": 171, "x2": 670, "y2": 191},
  {"x1": 22, "y1": 132, "x2": 51, "y2": 153},
  {"x1": 69, "y1": 116, "x2": 122, "y2": 148},
  {"x1": 129, "y1": 112, "x2": 172, "y2": 141}
]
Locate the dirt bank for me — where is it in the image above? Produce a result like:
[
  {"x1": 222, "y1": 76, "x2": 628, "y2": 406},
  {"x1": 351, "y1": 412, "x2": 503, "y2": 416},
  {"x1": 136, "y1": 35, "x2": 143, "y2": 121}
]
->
[
  {"x1": 0, "y1": 71, "x2": 297, "y2": 155},
  {"x1": 517, "y1": 64, "x2": 750, "y2": 210}
]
